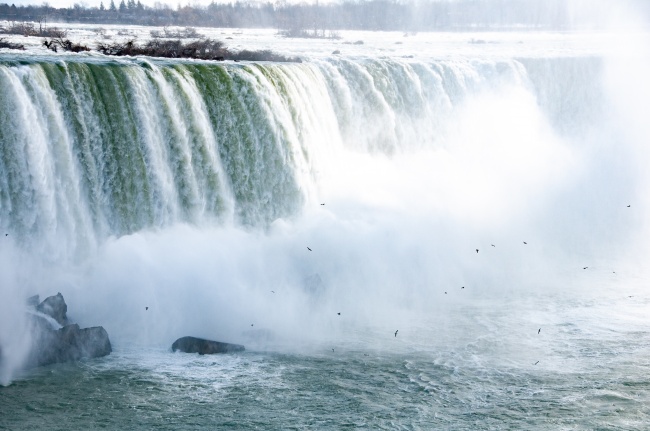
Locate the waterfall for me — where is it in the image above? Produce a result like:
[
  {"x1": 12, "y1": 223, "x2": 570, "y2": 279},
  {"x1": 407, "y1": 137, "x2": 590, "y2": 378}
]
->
[
  {"x1": 0, "y1": 56, "x2": 605, "y2": 260},
  {"x1": 5, "y1": 43, "x2": 650, "y2": 392}
]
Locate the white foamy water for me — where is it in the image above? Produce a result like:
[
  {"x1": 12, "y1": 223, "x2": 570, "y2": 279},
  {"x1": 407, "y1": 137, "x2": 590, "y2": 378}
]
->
[{"x1": 1, "y1": 18, "x2": 650, "y2": 429}]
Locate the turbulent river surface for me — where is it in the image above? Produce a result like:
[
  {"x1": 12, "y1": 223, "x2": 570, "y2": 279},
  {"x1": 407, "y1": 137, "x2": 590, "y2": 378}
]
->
[
  {"x1": 3, "y1": 288, "x2": 650, "y2": 430},
  {"x1": 1, "y1": 23, "x2": 650, "y2": 430}
]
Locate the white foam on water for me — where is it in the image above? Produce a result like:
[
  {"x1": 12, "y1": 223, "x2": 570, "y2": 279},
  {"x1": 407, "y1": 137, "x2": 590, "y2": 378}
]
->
[{"x1": 0, "y1": 16, "x2": 649, "y2": 391}]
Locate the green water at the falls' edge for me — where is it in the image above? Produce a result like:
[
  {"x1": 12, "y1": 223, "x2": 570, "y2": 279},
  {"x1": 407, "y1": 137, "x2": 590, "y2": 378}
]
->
[{"x1": 0, "y1": 55, "x2": 605, "y2": 257}]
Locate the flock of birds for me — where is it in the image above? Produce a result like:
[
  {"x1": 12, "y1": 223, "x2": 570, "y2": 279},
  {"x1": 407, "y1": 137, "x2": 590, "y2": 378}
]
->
[
  {"x1": 129, "y1": 203, "x2": 634, "y2": 362},
  {"x1": 300, "y1": 202, "x2": 633, "y2": 363},
  {"x1": 302, "y1": 203, "x2": 544, "y2": 354},
  {"x1": 0, "y1": 196, "x2": 631, "y2": 382}
]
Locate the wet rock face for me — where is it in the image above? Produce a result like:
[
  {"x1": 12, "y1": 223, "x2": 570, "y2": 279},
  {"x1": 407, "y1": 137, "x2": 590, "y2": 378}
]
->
[
  {"x1": 24, "y1": 293, "x2": 112, "y2": 367},
  {"x1": 36, "y1": 293, "x2": 68, "y2": 326},
  {"x1": 171, "y1": 336, "x2": 245, "y2": 355},
  {"x1": 28, "y1": 324, "x2": 112, "y2": 367}
]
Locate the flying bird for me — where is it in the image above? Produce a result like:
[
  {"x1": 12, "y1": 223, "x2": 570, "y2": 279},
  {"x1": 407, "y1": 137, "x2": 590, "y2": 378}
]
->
[
  {"x1": 523, "y1": 241, "x2": 527, "y2": 245},
  {"x1": 394, "y1": 330, "x2": 398, "y2": 337},
  {"x1": 627, "y1": 205, "x2": 631, "y2": 207},
  {"x1": 491, "y1": 244, "x2": 495, "y2": 247},
  {"x1": 337, "y1": 312, "x2": 341, "y2": 315},
  {"x1": 476, "y1": 249, "x2": 479, "y2": 253},
  {"x1": 251, "y1": 324, "x2": 254, "y2": 326},
  {"x1": 307, "y1": 247, "x2": 312, "y2": 251},
  {"x1": 461, "y1": 286, "x2": 465, "y2": 289},
  {"x1": 445, "y1": 291, "x2": 447, "y2": 294},
  {"x1": 583, "y1": 267, "x2": 588, "y2": 270},
  {"x1": 538, "y1": 328, "x2": 540, "y2": 334},
  {"x1": 320, "y1": 203, "x2": 325, "y2": 206},
  {"x1": 271, "y1": 290, "x2": 275, "y2": 293},
  {"x1": 145, "y1": 307, "x2": 148, "y2": 311},
  {"x1": 534, "y1": 361, "x2": 539, "y2": 365}
]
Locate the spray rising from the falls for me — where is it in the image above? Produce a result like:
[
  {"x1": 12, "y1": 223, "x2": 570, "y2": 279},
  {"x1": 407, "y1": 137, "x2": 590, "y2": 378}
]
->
[{"x1": 1, "y1": 48, "x2": 648, "y2": 385}]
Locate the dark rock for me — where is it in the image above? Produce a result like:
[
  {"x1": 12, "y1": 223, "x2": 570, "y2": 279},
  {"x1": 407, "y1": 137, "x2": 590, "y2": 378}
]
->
[
  {"x1": 172, "y1": 336, "x2": 245, "y2": 355},
  {"x1": 29, "y1": 324, "x2": 112, "y2": 366},
  {"x1": 76, "y1": 326, "x2": 112, "y2": 358},
  {"x1": 23, "y1": 293, "x2": 112, "y2": 368},
  {"x1": 29, "y1": 311, "x2": 57, "y2": 332},
  {"x1": 36, "y1": 293, "x2": 68, "y2": 326},
  {"x1": 28, "y1": 323, "x2": 112, "y2": 367}
]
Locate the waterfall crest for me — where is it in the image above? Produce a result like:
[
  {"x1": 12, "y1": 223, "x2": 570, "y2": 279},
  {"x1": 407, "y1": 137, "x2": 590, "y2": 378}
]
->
[{"x1": 0, "y1": 56, "x2": 604, "y2": 258}]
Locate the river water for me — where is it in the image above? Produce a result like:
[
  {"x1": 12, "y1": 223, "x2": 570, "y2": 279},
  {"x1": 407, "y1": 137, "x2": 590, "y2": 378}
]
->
[{"x1": 1, "y1": 22, "x2": 650, "y2": 429}]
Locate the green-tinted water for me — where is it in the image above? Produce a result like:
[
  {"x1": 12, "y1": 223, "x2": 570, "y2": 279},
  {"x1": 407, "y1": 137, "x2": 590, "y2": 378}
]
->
[{"x1": 3, "y1": 291, "x2": 650, "y2": 430}]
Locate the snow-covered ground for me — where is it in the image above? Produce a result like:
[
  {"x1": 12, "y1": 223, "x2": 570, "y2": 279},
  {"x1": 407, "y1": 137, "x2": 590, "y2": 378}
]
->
[{"x1": 0, "y1": 21, "x2": 636, "y2": 61}]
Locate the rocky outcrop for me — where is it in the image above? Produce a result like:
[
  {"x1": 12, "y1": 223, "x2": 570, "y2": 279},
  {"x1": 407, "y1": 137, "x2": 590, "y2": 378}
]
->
[
  {"x1": 171, "y1": 336, "x2": 245, "y2": 355},
  {"x1": 36, "y1": 292, "x2": 68, "y2": 326},
  {"x1": 28, "y1": 323, "x2": 112, "y2": 367},
  {"x1": 25, "y1": 293, "x2": 112, "y2": 367}
]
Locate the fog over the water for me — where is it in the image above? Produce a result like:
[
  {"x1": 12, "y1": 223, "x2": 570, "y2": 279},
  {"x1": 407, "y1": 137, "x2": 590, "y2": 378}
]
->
[{"x1": 1, "y1": 2, "x2": 649, "y2": 389}]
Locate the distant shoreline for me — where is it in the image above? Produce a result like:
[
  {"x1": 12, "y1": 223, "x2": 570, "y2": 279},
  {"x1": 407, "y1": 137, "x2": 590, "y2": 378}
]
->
[{"x1": 2, "y1": 0, "x2": 640, "y2": 33}]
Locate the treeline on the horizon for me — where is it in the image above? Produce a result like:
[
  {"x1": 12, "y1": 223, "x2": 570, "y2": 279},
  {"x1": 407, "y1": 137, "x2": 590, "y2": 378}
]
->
[{"x1": 0, "y1": 0, "x2": 644, "y2": 32}]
